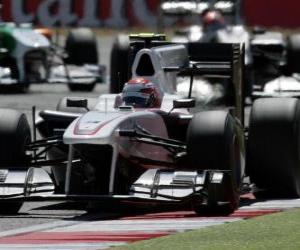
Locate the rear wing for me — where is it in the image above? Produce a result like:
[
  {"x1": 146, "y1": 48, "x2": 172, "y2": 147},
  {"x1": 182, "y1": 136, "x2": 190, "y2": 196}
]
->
[{"x1": 168, "y1": 43, "x2": 245, "y2": 124}]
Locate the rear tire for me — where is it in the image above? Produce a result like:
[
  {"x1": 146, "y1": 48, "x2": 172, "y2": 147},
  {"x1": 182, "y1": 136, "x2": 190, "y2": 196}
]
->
[
  {"x1": 110, "y1": 34, "x2": 130, "y2": 93},
  {"x1": 287, "y1": 34, "x2": 300, "y2": 74},
  {"x1": 0, "y1": 109, "x2": 31, "y2": 214},
  {"x1": 64, "y1": 28, "x2": 98, "y2": 92},
  {"x1": 247, "y1": 98, "x2": 300, "y2": 197},
  {"x1": 65, "y1": 28, "x2": 98, "y2": 65},
  {"x1": 186, "y1": 110, "x2": 244, "y2": 214}
]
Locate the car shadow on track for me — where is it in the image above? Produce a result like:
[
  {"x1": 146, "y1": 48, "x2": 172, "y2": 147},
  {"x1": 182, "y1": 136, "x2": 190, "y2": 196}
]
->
[{"x1": 27, "y1": 194, "x2": 267, "y2": 221}]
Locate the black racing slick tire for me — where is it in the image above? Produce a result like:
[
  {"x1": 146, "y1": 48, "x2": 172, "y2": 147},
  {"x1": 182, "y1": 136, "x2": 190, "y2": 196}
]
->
[
  {"x1": 0, "y1": 109, "x2": 31, "y2": 214},
  {"x1": 0, "y1": 109, "x2": 31, "y2": 167},
  {"x1": 110, "y1": 34, "x2": 130, "y2": 93},
  {"x1": 65, "y1": 28, "x2": 98, "y2": 65},
  {"x1": 287, "y1": 34, "x2": 300, "y2": 74},
  {"x1": 247, "y1": 98, "x2": 300, "y2": 197},
  {"x1": 186, "y1": 110, "x2": 244, "y2": 214}
]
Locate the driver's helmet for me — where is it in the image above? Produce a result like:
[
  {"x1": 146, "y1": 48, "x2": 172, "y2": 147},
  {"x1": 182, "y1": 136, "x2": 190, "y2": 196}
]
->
[
  {"x1": 122, "y1": 77, "x2": 162, "y2": 108},
  {"x1": 202, "y1": 9, "x2": 225, "y2": 32}
]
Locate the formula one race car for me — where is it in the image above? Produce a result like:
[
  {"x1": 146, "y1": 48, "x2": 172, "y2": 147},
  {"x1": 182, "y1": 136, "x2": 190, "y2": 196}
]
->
[
  {"x1": 158, "y1": 0, "x2": 300, "y2": 98},
  {"x1": 0, "y1": 23, "x2": 105, "y2": 92},
  {"x1": 0, "y1": 36, "x2": 300, "y2": 215}
]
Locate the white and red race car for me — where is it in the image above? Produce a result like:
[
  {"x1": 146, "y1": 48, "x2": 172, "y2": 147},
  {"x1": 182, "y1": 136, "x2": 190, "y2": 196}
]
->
[{"x1": 0, "y1": 36, "x2": 300, "y2": 215}]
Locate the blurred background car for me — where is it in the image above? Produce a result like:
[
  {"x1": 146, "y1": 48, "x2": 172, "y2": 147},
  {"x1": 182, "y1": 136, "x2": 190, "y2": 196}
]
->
[
  {"x1": 0, "y1": 22, "x2": 105, "y2": 92},
  {"x1": 158, "y1": 0, "x2": 300, "y2": 100}
]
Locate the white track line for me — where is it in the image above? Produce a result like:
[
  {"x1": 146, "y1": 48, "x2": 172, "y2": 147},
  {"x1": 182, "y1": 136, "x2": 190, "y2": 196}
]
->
[{"x1": 0, "y1": 242, "x2": 124, "y2": 250}]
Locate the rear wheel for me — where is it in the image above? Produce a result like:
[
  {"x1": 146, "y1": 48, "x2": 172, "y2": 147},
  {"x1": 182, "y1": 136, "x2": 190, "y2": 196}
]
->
[
  {"x1": 0, "y1": 109, "x2": 31, "y2": 214},
  {"x1": 247, "y1": 98, "x2": 300, "y2": 197},
  {"x1": 287, "y1": 34, "x2": 300, "y2": 74},
  {"x1": 110, "y1": 34, "x2": 130, "y2": 93},
  {"x1": 186, "y1": 110, "x2": 244, "y2": 215},
  {"x1": 65, "y1": 28, "x2": 98, "y2": 92},
  {"x1": 65, "y1": 28, "x2": 98, "y2": 65}
]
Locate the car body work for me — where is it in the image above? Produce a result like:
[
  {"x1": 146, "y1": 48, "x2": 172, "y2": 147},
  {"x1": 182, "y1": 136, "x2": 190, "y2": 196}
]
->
[{"x1": 0, "y1": 23, "x2": 105, "y2": 92}]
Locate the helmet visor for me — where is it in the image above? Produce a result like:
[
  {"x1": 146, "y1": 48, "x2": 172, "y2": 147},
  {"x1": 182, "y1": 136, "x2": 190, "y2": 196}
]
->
[{"x1": 123, "y1": 96, "x2": 149, "y2": 108}]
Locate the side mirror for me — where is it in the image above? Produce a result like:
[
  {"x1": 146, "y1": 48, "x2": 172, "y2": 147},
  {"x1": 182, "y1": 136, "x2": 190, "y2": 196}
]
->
[
  {"x1": 66, "y1": 98, "x2": 89, "y2": 110},
  {"x1": 173, "y1": 99, "x2": 195, "y2": 109}
]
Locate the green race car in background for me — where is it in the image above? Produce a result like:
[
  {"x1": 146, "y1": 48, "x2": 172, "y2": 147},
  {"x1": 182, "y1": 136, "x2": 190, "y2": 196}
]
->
[{"x1": 0, "y1": 23, "x2": 105, "y2": 92}]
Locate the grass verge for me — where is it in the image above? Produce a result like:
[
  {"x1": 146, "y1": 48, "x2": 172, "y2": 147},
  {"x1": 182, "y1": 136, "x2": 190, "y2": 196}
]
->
[{"x1": 111, "y1": 208, "x2": 300, "y2": 250}]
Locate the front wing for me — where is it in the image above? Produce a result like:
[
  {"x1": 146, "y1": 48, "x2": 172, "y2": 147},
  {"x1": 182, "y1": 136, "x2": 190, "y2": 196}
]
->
[{"x1": 0, "y1": 167, "x2": 232, "y2": 207}]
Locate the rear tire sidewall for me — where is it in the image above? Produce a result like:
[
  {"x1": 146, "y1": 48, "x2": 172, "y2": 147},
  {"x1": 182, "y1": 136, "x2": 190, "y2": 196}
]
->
[
  {"x1": 65, "y1": 28, "x2": 98, "y2": 66},
  {"x1": 247, "y1": 98, "x2": 300, "y2": 197},
  {"x1": 110, "y1": 34, "x2": 130, "y2": 93},
  {"x1": 64, "y1": 28, "x2": 99, "y2": 92},
  {"x1": 286, "y1": 34, "x2": 300, "y2": 74}
]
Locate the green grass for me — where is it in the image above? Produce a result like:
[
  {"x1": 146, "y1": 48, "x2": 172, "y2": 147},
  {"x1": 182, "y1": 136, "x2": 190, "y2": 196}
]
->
[{"x1": 111, "y1": 208, "x2": 300, "y2": 250}]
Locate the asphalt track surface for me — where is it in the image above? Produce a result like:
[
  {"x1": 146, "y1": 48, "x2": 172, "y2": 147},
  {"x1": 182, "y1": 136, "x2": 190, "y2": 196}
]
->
[{"x1": 0, "y1": 35, "x2": 299, "y2": 249}]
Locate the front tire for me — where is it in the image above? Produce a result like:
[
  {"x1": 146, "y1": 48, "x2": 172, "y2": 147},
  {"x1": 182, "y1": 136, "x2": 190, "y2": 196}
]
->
[
  {"x1": 0, "y1": 109, "x2": 31, "y2": 166},
  {"x1": 186, "y1": 110, "x2": 244, "y2": 214},
  {"x1": 0, "y1": 109, "x2": 31, "y2": 214}
]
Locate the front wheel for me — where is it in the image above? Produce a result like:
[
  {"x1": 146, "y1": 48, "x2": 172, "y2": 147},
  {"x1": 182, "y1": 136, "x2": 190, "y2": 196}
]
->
[
  {"x1": 0, "y1": 109, "x2": 31, "y2": 214},
  {"x1": 186, "y1": 110, "x2": 244, "y2": 214},
  {"x1": 0, "y1": 109, "x2": 31, "y2": 166}
]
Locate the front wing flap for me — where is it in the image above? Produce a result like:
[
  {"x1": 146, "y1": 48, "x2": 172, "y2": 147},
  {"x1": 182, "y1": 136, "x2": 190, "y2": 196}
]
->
[
  {"x1": 0, "y1": 168, "x2": 230, "y2": 205},
  {"x1": 0, "y1": 168, "x2": 54, "y2": 199}
]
